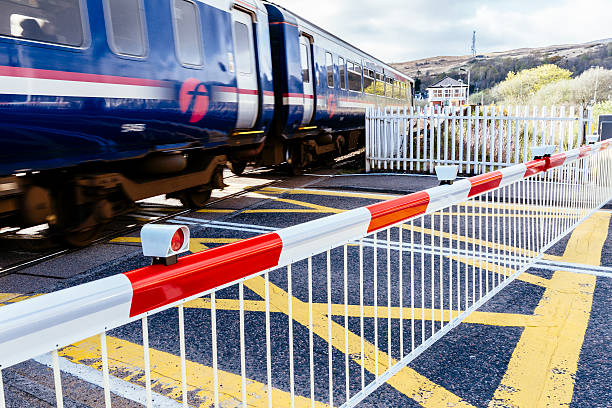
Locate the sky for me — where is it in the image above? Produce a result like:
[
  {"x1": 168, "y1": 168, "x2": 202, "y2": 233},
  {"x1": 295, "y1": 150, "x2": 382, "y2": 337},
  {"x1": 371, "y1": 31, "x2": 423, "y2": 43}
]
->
[{"x1": 270, "y1": 0, "x2": 612, "y2": 62}]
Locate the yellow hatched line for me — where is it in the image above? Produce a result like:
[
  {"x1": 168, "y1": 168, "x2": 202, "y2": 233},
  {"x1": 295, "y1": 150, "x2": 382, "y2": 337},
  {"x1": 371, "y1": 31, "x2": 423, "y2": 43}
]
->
[
  {"x1": 258, "y1": 186, "x2": 394, "y2": 200},
  {"x1": 489, "y1": 211, "x2": 610, "y2": 407},
  {"x1": 259, "y1": 186, "x2": 590, "y2": 214},
  {"x1": 0, "y1": 293, "x2": 20, "y2": 303},
  {"x1": 450, "y1": 256, "x2": 551, "y2": 289},
  {"x1": 0, "y1": 293, "x2": 40, "y2": 305},
  {"x1": 403, "y1": 223, "x2": 541, "y2": 260},
  {"x1": 199, "y1": 208, "x2": 329, "y2": 214},
  {"x1": 183, "y1": 298, "x2": 551, "y2": 328},
  {"x1": 60, "y1": 335, "x2": 329, "y2": 408},
  {"x1": 244, "y1": 276, "x2": 475, "y2": 407}
]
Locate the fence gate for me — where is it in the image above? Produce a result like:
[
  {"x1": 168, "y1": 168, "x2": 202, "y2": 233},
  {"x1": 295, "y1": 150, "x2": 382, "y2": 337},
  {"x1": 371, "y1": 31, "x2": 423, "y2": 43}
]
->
[{"x1": 366, "y1": 105, "x2": 594, "y2": 175}]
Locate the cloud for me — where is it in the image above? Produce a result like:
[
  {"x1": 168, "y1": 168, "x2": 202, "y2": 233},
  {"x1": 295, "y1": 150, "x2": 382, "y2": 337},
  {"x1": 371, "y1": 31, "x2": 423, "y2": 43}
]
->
[{"x1": 269, "y1": 0, "x2": 612, "y2": 61}]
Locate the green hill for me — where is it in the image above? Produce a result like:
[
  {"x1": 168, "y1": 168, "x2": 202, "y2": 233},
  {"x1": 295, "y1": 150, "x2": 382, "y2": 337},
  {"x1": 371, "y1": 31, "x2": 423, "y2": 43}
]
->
[{"x1": 392, "y1": 39, "x2": 612, "y2": 94}]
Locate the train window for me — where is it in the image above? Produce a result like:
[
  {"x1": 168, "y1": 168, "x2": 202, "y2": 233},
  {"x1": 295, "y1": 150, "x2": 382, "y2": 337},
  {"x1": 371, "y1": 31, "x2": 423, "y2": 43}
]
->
[
  {"x1": 385, "y1": 77, "x2": 393, "y2": 98},
  {"x1": 104, "y1": 0, "x2": 147, "y2": 57},
  {"x1": 338, "y1": 57, "x2": 346, "y2": 90},
  {"x1": 364, "y1": 69, "x2": 375, "y2": 95},
  {"x1": 234, "y1": 22, "x2": 252, "y2": 74},
  {"x1": 348, "y1": 62, "x2": 362, "y2": 92},
  {"x1": 172, "y1": 0, "x2": 203, "y2": 67},
  {"x1": 326, "y1": 52, "x2": 334, "y2": 88},
  {"x1": 375, "y1": 73, "x2": 385, "y2": 96},
  {"x1": 300, "y1": 43, "x2": 310, "y2": 83},
  {"x1": 2, "y1": 0, "x2": 85, "y2": 47}
]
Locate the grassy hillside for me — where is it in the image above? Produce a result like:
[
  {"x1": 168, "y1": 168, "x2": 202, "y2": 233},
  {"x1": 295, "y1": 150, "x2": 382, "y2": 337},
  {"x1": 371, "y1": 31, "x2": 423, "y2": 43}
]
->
[{"x1": 392, "y1": 39, "x2": 612, "y2": 93}]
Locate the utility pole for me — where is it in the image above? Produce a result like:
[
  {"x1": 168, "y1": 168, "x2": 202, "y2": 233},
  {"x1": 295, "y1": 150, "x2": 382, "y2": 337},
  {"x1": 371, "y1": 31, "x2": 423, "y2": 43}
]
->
[
  {"x1": 471, "y1": 31, "x2": 476, "y2": 57},
  {"x1": 460, "y1": 67, "x2": 471, "y2": 104}
]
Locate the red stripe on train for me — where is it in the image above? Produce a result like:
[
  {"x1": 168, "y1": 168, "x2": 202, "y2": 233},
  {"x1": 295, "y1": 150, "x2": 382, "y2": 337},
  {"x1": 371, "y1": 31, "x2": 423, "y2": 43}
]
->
[
  {"x1": 0, "y1": 65, "x2": 166, "y2": 87},
  {"x1": 125, "y1": 233, "x2": 283, "y2": 317}
]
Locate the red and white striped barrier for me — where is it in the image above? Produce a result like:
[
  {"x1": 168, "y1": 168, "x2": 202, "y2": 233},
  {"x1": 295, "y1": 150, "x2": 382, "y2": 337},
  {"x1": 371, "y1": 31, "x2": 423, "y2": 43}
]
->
[{"x1": 0, "y1": 140, "x2": 610, "y2": 370}]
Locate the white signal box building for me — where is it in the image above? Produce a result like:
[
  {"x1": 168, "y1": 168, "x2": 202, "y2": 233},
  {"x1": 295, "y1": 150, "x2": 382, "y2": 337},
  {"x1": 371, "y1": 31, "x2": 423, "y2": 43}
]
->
[{"x1": 427, "y1": 77, "x2": 468, "y2": 108}]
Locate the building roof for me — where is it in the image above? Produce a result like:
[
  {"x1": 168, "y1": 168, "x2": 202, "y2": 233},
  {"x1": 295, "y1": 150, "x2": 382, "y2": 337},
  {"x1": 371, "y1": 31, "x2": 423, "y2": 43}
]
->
[{"x1": 427, "y1": 77, "x2": 468, "y2": 89}]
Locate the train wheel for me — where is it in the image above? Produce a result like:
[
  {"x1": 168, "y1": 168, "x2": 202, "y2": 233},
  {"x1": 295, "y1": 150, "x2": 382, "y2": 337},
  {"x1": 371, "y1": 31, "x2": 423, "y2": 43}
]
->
[
  {"x1": 284, "y1": 144, "x2": 304, "y2": 175},
  {"x1": 51, "y1": 191, "x2": 111, "y2": 247},
  {"x1": 179, "y1": 187, "x2": 212, "y2": 209},
  {"x1": 228, "y1": 160, "x2": 247, "y2": 176}
]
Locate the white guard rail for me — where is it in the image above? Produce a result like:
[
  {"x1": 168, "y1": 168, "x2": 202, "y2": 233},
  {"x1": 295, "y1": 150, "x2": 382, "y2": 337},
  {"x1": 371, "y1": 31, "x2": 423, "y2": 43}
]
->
[
  {"x1": 0, "y1": 141, "x2": 610, "y2": 407},
  {"x1": 366, "y1": 105, "x2": 593, "y2": 175}
]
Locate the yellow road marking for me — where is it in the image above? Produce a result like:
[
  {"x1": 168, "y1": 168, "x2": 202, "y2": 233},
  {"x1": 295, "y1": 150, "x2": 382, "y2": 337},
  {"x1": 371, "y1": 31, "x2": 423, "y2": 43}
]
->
[
  {"x1": 0, "y1": 293, "x2": 40, "y2": 305},
  {"x1": 199, "y1": 208, "x2": 329, "y2": 214},
  {"x1": 244, "y1": 276, "x2": 474, "y2": 407},
  {"x1": 0, "y1": 293, "x2": 20, "y2": 303},
  {"x1": 258, "y1": 187, "x2": 394, "y2": 200},
  {"x1": 450, "y1": 256, "x2": 551, "y2": 289},
  {"x1": 259, "y1": 187, "x2": 589, "y2": 215},
  {"x1": 489, "y1": 211, "x2": 610, "y2": 407},
  {"x1": 197, "y1": 209, "x2": 234, "y2": 213},
  {"x1": 110, "y1": 237, "x2": 141, "y2": 243},
  {"x1": 111, "y1": 237, "x2": 241, "y2": 251},
  {"x1": 270, "y1": 198, "x2": 345, "y2": 214},
  {"x1": 184, "y1": 298, "x2": 551, "y2": 328},
  {"x1": 403, "y1": 223, "x2": 542, "y2": 260},
  {"x1": 61, "y1": 336, "x2": 328, "y2": 408}
]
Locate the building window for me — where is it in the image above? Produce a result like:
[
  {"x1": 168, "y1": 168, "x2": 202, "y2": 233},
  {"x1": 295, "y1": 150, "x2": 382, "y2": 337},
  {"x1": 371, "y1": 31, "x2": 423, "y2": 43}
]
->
[
  {"x1": 3, "y1": 0, "x2": 85, "y2": 47},
  {"x1": 338, "y1": 57, "x2": 346, "y2": 90},
  {"x1": 172, "y1": 0, "x2": 203, "y2": 67},
  {"x1": 326, "y1": 52, "x2": 334, "y2": 88},
  {"x1": 104, "y1": 0, "x2": 147, "y2": 57},
  {"x1": 348, "y1": 62, "x2": 362, "y2": 92}
]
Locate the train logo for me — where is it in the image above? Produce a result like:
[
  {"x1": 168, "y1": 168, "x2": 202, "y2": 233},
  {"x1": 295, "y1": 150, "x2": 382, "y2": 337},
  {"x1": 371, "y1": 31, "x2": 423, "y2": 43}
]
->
[
  {"x1": 179, "y1": 78, "x2": 209, "y2": 123},
  {"x1": 328, "y1": 94, "x2": 336, "y2": 119}
]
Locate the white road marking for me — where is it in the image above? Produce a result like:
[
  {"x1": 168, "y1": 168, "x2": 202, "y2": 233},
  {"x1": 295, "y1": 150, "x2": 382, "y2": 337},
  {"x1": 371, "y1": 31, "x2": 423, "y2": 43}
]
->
[{"x1": 34, "y1": 354, "x2": 183, "y2": 408}]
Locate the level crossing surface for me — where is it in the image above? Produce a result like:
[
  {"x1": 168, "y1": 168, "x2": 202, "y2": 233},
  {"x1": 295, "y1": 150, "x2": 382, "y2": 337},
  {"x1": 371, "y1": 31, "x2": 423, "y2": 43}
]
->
[{"x1": 0, "y1": 171, "x2": 611, "y2": 407}]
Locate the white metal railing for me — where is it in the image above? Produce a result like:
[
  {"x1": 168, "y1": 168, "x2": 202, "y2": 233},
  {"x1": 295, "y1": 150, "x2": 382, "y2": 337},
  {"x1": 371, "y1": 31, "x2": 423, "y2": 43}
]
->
[
  {"x1": 0, "y1": 142, "x2": 610, "y2": 407},
  {"x1": 366, "y1": 105, "x2": 594, "y2": 175}
]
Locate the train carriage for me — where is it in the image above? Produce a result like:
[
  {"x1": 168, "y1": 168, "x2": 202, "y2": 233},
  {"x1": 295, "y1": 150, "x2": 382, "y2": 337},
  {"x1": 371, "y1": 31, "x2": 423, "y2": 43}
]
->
[
  {"x1": 260, "y1": 1, "x2": 414, "y2": 172},
  {"x1": 0, "y1": 0, "x2": 274, "y2": 245}
]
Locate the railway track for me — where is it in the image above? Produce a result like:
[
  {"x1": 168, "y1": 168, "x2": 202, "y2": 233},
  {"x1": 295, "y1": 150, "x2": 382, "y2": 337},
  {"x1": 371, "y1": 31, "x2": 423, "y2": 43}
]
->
[
  {"x1": 0, "y1": 168, "x2": 289, "y2": 277},
  {"x1": 0, "y1": 151, "x2": 364, "y2": 277}
]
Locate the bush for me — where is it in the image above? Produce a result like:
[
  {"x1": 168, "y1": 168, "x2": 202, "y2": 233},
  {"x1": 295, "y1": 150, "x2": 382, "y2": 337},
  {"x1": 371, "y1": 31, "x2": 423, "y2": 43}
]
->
[{"x1": 493, "y1": 65, "x2": 572, "y2": 104}]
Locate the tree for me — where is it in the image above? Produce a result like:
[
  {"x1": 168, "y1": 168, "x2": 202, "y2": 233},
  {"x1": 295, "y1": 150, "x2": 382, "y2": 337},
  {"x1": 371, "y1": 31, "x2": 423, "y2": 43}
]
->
[{"x1": 494, "y1": 65, "x2": 572, "y2": 104}]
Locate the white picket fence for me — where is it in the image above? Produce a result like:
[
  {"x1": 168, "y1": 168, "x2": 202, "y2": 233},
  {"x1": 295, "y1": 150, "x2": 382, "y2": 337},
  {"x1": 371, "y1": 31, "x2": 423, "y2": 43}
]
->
[{"x1": 366, "y1": 105, "x2": 594, "y2": 174}]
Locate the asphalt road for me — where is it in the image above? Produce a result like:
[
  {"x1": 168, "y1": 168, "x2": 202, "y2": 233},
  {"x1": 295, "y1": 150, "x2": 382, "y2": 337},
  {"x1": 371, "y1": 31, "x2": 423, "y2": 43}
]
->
[{"x1": 1, "y1": 170, "x2": 611, "y2": 408}]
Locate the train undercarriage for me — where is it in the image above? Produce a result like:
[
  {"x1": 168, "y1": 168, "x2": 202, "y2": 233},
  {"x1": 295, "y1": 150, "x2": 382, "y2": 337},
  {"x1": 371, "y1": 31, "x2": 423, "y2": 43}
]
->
[
  {"x1": 0, "y1": 151, "x2": 226, "y2": 246},
  {"x1": 229, "y1": 129, "x2": 364, "y2": 175},
  {"x1": 1, "y1": 129, "x2": 364, "y2": 247}
]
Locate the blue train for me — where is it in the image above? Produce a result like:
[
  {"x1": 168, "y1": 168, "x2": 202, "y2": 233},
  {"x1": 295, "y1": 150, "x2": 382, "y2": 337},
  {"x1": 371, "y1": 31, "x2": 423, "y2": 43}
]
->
[{"x1": 0, "y1": 0, "x2": 413, "y2": 245}]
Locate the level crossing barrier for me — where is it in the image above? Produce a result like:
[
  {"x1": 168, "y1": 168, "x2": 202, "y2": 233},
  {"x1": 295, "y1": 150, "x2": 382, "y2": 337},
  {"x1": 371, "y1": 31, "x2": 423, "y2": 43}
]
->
[
  {"x1": 0, "y1": 141, "x2": 611, "y2": 407},
  {"x1": 366, "y1": 105, "x2": 594, "y2": 175}
]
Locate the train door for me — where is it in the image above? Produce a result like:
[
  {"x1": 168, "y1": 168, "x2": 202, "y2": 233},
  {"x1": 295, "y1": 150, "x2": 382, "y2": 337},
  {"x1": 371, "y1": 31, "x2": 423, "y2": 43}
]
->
[
  {"x1": 299, "y1": 35, "x2": 314, "y2": 125},
  {"x1": 232, "y1": 9, "x2": 259, "y2": 129}
]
